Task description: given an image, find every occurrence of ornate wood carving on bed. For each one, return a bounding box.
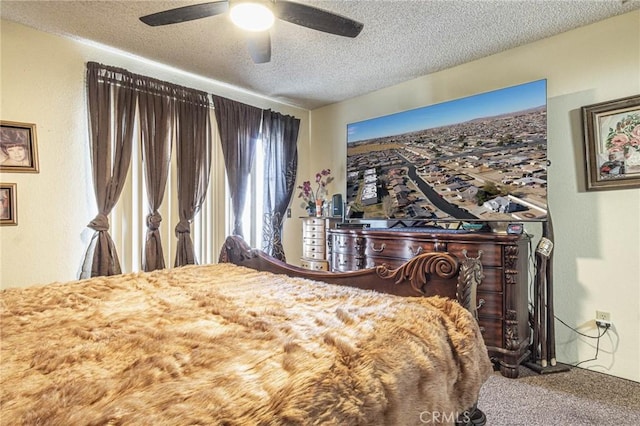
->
[1,236,492,426]
[220,235,484,316]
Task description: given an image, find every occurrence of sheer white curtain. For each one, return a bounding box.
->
[240,137,264,249]
[111,110,228,272]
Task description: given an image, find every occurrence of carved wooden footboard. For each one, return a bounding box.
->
[220,235,483,313]
[219,235,487,426]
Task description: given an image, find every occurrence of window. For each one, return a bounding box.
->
[110,111,271,272]
[239,137,264,249]
[111,110,228,272]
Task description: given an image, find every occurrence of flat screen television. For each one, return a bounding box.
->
[345,79,547,224]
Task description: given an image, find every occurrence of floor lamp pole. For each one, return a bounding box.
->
[525,210,570,374]
[545,215,556,366]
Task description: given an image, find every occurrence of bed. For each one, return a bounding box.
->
[0,235,492,425]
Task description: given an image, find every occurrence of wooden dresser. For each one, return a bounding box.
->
[328,227,531,378]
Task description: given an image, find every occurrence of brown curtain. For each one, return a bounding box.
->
[213,95,263,237]
[261,109,300,260]
[80,62,137,278]
[174,91,212,267]
[138,80,174,272]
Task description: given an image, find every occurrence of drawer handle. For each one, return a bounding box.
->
[409,246,424,256]
[371,243,386,252]
[477,298,485,310]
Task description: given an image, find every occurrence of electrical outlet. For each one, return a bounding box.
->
[595,310,612,328]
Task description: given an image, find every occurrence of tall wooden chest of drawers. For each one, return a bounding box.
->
[300,217,330,271]
[328,227,531,378]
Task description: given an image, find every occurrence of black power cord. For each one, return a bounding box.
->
[524,235,613,367]
[552,315,612,368]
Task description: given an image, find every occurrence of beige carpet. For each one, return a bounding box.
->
[478,365,640,425]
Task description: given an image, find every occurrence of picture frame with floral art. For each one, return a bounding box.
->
[0,183,17,226]
[582,94,640,191]
[0,121,39,173]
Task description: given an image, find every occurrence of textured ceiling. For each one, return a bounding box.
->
[1,0,639,110]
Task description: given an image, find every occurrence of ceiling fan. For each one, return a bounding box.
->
[139,1,364,64]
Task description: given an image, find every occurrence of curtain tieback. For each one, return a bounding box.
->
[146,212,162,230]
[175,220,191,236]
[88,213,110,232]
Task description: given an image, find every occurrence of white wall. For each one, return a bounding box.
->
[309,11,640,382]
[0,20,309,288]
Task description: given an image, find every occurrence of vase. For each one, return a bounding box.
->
[306,202,316,216]
[315,199,323,217]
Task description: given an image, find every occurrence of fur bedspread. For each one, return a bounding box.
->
[1,263,491,425]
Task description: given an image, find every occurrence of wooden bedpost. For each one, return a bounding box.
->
[456,250,484,319]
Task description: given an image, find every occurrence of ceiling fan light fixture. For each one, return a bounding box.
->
[229,2,274,32]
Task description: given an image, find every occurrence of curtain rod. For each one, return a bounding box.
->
[87,61,211,107]
[87,62,301,119]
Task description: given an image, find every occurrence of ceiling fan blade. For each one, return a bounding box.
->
[247,32,271,64]
[273,1,363,38]
[139,1,229,26]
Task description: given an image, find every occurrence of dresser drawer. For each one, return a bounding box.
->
[302,217,325,227]
[363,237,418,259]
[332,235,365,255]
[303,225,325,235]
[476,290,503,319]
[477,268,503,293]
[446,242,502,267]
[364,256,406,269]
[362,237,502,267]
[331,253,365,271]
[477,318,503,348]
[303,236,325,246]
[300,258,329,271]
[303,230,326,241]
[303,248,326,259]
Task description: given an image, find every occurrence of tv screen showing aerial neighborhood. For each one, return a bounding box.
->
[346,79,548,223]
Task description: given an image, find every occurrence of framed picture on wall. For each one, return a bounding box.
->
[582,94,640,190]
[0,183,17,226]
[0,121,39,173]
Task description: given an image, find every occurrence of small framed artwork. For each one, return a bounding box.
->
[0,183,17,226]
[0,121,39,173]
[582,95,640,190]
